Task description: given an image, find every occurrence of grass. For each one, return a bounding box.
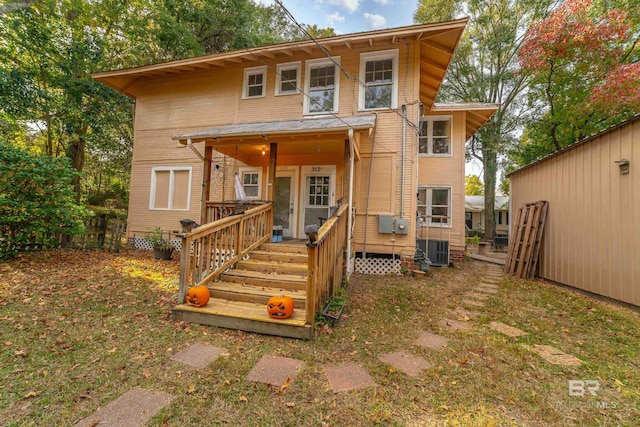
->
[1,249,639,426]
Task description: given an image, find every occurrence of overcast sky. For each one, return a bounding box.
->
[254,0,419,34]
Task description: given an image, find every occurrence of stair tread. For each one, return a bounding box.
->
[259,243,307,254]
[175,299,307,326]
[223,269,307,282]
[251,250,307,258]
[211,281,306,299]
[239,259,307,268]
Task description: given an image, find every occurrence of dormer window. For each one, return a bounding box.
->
[243,66,267,99]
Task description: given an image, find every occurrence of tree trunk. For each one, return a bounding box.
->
[483,150,497,241]
[67,136,86,202]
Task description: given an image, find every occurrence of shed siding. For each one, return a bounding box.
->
[510,118,639,306]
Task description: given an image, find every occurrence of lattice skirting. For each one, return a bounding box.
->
[133,237,182,252]
[355,257,402,275]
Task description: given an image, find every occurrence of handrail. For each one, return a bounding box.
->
[178,202,273,304]
[306,203,349,325]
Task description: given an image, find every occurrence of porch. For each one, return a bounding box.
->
[172,202,348,339]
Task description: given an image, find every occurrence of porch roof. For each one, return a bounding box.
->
[173,114,377,143]
[431,103,499,140]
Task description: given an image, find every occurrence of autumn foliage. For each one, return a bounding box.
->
[517,0,639,157]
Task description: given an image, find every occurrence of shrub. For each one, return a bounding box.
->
[0,143,88,259]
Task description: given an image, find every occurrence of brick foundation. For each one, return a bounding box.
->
[400,255,415,269]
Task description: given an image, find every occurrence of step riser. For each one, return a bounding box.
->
[250,253,308,264]
[236,261,307,276]
[173,309,312,340]
[222,274,307,291]
[211,290,306,309]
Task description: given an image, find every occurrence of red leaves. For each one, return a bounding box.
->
[519,0,631,74]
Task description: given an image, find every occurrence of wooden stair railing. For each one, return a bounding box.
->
[306,204,349,325]
[178,203,273,304]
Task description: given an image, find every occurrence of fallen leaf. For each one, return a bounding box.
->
[23,391,38,399]
[279,377,291,393]
[285,402,295,407]
[187,384,196,394]
[239,395,248,402]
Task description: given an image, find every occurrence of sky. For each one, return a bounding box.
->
[254,0,419,34]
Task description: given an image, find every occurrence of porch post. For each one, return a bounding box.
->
[346,129,355,277]
[267,142,277,201]
[200,145,213,224]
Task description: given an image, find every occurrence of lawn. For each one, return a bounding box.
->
[1,249,638,426]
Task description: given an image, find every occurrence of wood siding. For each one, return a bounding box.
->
[127,39,468,257]
[510,117,640,306]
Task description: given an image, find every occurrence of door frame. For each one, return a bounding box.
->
[298,165,336,239]
[275,166,299,239]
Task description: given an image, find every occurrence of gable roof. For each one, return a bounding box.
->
[465,195,509,211]
[92,19,469,110]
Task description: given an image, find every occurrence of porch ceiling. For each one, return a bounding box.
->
[431,103,500,140]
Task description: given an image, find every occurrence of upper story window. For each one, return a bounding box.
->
[276,61,300,95]
[150,166,192,210]
[243,65,267,99]
[359,49,399,110]
[304,57,340,114]
[419,116,452,156]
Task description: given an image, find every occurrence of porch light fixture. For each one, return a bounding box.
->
[261,147,266,156]
[615,159,630,175]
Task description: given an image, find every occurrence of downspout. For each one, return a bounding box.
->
[401,104,407,218]
[347,129,355,276]
[186,138,205,161]
[363,113,378,258]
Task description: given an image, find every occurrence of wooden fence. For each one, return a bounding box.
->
[0,214,127,258]
[178,202,273,303]
[305,204,348,325]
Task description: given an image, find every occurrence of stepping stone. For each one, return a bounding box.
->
[467,292,490,300]
[379,351,432,377]
[247,355,304,387]
[439,318,471,331]
[324,363,377,393]
[452,307,477,320]
[521,344,582,366]
[171,343,227,369]
[475,287,498,294]
[415,331,448,350]
[462,299,485,307]
[73,387,175,427]
[488,321,527,338]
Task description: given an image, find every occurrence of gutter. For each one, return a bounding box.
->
[347,129,355,277]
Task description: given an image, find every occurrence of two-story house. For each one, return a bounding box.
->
[93,18,497,338]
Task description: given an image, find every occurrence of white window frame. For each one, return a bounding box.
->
[303,57,340,115]
[275,61,301,96]
[238,167,262,200]
[417,186,452,228]
[359,49,399,110]
[419,116,453,157]
[243,65,267,99]
[149,166,192,211]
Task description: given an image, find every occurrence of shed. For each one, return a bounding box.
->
[509,115,639,306]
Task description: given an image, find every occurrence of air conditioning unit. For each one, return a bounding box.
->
[427,239,449,267]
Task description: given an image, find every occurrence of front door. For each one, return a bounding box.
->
[300,165,335,238]
[274,167,298,238]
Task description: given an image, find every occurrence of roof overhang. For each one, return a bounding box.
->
[174,114,376,144]
[431,102,500,140]
[92,18,469,106]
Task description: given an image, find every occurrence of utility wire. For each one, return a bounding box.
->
[273,0,421,134]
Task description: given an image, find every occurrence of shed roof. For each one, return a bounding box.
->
[465,195,509,211]
[508,114,640,177]
[432,103,499,140]
[173,115,376,142]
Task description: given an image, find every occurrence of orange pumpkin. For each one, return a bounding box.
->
[267,294,294,319]
[186,285,210,307]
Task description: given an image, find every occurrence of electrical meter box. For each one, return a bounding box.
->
[395,218,409,234]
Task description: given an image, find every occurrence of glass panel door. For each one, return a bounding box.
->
[274,168,297,238]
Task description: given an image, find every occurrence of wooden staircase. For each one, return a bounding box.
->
[173,242,313,339]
